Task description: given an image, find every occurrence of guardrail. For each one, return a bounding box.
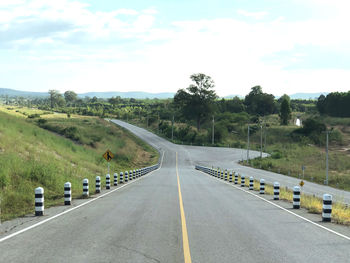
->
[195,165,333,223]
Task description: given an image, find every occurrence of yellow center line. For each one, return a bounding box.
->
[176,152,192,263]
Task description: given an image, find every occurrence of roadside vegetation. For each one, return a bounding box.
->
[1,73,350,221]
[0,106,158,221]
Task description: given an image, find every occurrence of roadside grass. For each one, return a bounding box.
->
[0,109,158,221]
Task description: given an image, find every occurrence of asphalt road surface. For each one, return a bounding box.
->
[1,120,350,263]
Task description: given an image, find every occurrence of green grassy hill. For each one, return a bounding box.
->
[0,107,158,221]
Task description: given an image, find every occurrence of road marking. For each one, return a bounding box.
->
[197,169,350,242]
[176,152,192,263]
[0,151,165,244]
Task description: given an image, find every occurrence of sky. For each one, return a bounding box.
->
[0,0,350,97]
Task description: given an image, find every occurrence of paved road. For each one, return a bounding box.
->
[0,120,350,262]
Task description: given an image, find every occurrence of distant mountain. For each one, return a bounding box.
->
[222,94,244,99]
[289,92,329,100]
[78,91,174,99]
[0,88,47,97]
[0,88,174,99]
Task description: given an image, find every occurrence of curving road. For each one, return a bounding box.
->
[0,120,350,263]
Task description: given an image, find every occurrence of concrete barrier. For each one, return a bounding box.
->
[260,179,265,194]
[83,179,89,197]
[96,176,101,193]
[35,187,44,216]
[274,182,280,200]
[64,182,71,205]
[293,186,301,209]
[322,194,332,222]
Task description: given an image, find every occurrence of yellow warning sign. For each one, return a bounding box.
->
[103,149,114,162]
[299,180,304,187]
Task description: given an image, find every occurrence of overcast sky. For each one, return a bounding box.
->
[1,0,350,97]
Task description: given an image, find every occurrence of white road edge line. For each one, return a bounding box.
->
[198,169,350,242]
[0,151,165,243]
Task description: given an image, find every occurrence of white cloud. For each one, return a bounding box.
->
[1,0,350,96]
[237,9,268,20]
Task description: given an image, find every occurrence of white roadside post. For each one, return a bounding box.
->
[125,171,128,182]
[260,179,265,194]
[229,172,232,183]
[106,174,111,189]
[293,186,301,209]
[273,182,280,200]
[35,187,44,216]
[95,176,101,193]
[249,177,254,190]
[322,194,332,222]
[83,179,89,197]
[234,172,238,184]
[64,182,71,205]
[120,172,124,183]
[241,175,245,187]
[114,173,118,186]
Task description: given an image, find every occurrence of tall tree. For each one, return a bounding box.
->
[48,90,61,109]
[244,86,276,116]
[174,73,218,130]
[64,91,78,105]
[279,94,292,125]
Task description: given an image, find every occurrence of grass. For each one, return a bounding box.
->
[0,107,158,221]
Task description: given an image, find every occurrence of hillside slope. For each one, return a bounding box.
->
[0,108,158,221]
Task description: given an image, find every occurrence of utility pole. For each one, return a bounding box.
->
[247,124,250,163]
[212,115,215,145]
[260,123,263,158]
[158,112,160,133]
[171,115,174,141]
[264,123,267,152]
[323,130,332,185]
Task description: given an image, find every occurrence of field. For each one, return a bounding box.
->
[0,106,158,221]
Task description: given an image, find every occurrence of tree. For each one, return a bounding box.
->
[174,73,218,130]
[48,90,62,109]
[244,86,276,116]
[64,91,77,105]
[279,94,291,125]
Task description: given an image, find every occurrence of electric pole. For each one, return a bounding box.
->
[212,115,215,145]
[260,123,263,158]
[171,115,174,141]
[247,124,250,163]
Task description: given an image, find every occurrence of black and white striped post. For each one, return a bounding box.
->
[129,170,133,180]
[114,173,118,186]
[293,186,301,209]
[64,182,71,205]
[249,177,254,190]
[221,170,224,180]
[106,174,111,189]
[260,179,265,194]
[96,176,101,193]
[229,172,232,183]
[83,179,89,197]
[241,175,245,187]
[133,170,136,180]
[35,187,44,216]
[273,182,280,200]
[125,171,128,182]
[224,171,228,181]
[120,172,124,183]
[234,172,238,184]
[322,194,332,222]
